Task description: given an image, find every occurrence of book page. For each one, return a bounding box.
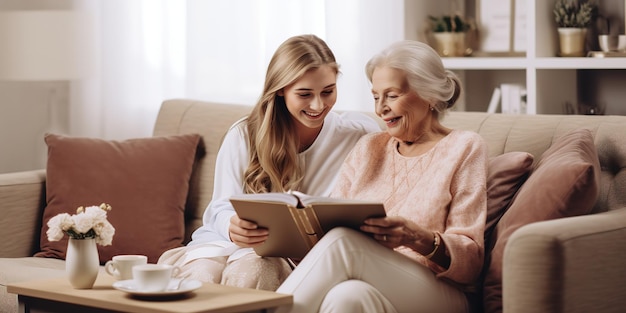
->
[291,191,384,206]
[229,192,299,206]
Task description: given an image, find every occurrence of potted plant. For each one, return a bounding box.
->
[553,0,597,56]
[428,14,471,57]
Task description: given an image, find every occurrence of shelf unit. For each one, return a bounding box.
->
[404,0,626,115]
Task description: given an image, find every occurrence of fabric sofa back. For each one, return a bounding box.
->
[153,99,626,243]
[441,112,626,215]
[153,99,252,243]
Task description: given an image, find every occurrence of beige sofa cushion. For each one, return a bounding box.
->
[482,128,601,313]
[35,133,201,264]
[0,257,66,313]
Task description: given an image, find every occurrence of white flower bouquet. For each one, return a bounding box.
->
[47,203,115,246]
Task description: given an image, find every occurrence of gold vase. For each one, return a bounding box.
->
[433,32,466,57]
[558,28,587,57]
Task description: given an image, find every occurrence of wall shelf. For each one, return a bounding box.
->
[534,58,626,69]
[442,57,529,69]
[404,0,626,115]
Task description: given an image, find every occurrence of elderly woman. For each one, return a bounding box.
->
[274,40,488,313]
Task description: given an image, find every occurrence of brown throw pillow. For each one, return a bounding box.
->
[35,133,201,264]
[482,128,600,313]
[485,152,534,241]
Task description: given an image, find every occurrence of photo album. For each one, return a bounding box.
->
[230,191,386,259]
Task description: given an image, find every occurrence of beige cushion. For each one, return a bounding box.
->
[0,257,67,313]
[482,128,601,313]
[35,133,201,264]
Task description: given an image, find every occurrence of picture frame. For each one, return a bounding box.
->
[475,0,527,56]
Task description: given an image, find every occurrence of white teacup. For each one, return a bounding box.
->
[105,255,148,280]
[132,264,181,292]
[599,34,626,52]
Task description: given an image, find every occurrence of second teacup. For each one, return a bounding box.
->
[104,255,148,280]
[132,264,181,292]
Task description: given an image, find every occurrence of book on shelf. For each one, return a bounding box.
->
[478,0,526,53]
[487,87,501,114]
[500,84,526,114]
[229,191,386,259]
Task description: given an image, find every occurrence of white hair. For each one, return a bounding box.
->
[365,40,461,117]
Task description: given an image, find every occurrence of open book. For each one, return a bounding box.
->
[229,191,386,259]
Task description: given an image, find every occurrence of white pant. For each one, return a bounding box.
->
[274,227,469,313]
[158,246,291,290]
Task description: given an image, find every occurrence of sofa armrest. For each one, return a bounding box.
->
[0,170,46,257]
[503,208,626,313]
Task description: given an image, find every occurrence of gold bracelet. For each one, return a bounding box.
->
[424,233,440,259]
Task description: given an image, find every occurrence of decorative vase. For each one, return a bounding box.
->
[558,28,587,57]
[66,238,99,289]
[433,32,466,57]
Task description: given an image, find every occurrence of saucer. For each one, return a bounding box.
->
[112,278,202,297]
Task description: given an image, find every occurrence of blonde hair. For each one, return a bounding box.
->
[365,40,461,119]
[244,34,339,193]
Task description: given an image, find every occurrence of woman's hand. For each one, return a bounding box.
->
[361,216,433,253]
[228,214,269,248]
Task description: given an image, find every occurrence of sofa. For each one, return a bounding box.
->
[1,98,625,313]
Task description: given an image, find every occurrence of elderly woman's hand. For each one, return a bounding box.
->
[361,216,436,255]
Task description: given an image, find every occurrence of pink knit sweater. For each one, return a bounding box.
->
[331,130,488,286]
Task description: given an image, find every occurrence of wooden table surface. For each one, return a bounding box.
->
[7,274,292,313]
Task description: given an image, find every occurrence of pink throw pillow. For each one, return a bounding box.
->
[35,133,201,264]
[482,129,600,313]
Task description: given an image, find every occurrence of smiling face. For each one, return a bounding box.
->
[371,66,432,143]
[281,65,337,135]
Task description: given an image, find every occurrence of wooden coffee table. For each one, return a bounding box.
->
[7,274,292,313]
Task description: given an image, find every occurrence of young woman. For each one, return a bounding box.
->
[158,34,380,291]
[274,40,488,313]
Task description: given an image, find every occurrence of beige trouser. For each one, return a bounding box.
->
[273,227,469,313]
[158,245,292,291]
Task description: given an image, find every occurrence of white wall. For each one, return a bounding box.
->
[0,0,407,174]
[0,82,69,172]
[0,0,75,173]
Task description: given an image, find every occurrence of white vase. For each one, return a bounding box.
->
[66,238,99,289]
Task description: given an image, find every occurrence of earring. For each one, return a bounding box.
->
[429,106,434,111]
